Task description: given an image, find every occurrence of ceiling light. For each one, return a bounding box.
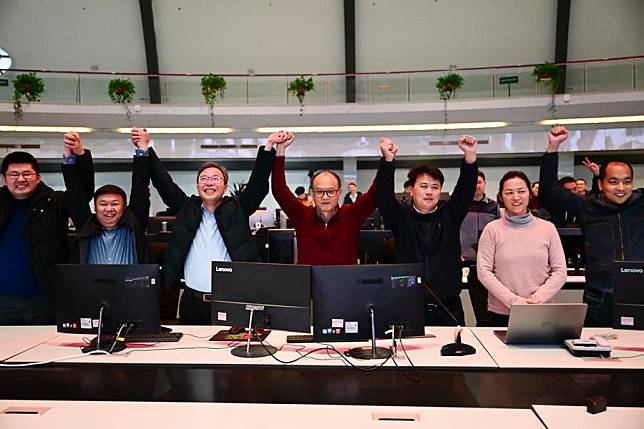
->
[0,126,94,133]
[538,115,644,125]
[116,127,234,134]
[256,122,507,133]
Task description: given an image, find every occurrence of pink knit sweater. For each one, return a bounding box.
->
[476,215,567,315]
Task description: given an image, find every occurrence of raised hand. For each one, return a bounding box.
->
[457,135,477,164]
[63,132,85,156]
[546,126,568,152]
[270,130,295,156]
[582,156,600,176]
[131,127,151,150]
[379,137,398,162]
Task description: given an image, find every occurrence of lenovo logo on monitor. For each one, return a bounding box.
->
[620,267,644,274]
[215,266,233,273]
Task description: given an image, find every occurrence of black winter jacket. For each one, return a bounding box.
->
[66,154,152,264]
[540,152,644,291]
[0,151,94,298]
[149,147,275,288]
[376,157,477,304]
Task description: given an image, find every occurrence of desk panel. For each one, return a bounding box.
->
[0,400,545,429]
[532,405,644,429]
[0,327,60,361]
[6,326,497,369]
[472,328,644,370]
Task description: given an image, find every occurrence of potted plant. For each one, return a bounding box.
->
[435,72,464,101]
[288,76,315,114]
[12,73,45,122]
[108,78,136,121]
[230,182,246,197]
[532,62,561,118]
[200,74,227,126]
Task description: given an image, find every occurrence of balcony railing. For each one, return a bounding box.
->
[0,56,642,106]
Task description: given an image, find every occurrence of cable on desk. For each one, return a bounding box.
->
[0,350,110,367]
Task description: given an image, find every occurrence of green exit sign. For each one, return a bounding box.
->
[499,76,519,85]
[0,79,8,87]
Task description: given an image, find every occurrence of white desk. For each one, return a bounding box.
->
[0,326,61,361]
[0,400,545,429]
[533,405,644,429]
[5,326,498,368]
[472,327,644,369]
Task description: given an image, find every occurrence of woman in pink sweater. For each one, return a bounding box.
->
[477,171,567,326]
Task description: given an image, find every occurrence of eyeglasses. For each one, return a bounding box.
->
[5,171,37,181]
[198,175,224,184]
[312,189,339,198]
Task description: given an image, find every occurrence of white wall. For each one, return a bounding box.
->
[355,0,557,72]
[153,0,345,74]
[0,0,147,72]
[568,0,644,61]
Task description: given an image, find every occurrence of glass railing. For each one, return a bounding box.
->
[0,56,642,106]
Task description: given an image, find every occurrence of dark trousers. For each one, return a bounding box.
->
[0,294,54,325]
[179,290,212,325]
[425,297,465,326]
[584,288,613,327]
[483,311,510,327]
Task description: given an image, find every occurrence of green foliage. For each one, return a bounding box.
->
[288,76,315,104]
[12,73,45,121]
[200,74,227,108]
[435,73,464,100]
[108,79,136,104]
[532,62,560,94]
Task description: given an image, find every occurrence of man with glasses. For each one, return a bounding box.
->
[148,132,278,324]
[0,141,93,325]
[271,131,376,265]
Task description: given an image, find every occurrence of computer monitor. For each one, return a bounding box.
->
[56,264,162,336]
[613,261,644,330]
[267,228,296,263]
[211,261,311,357]
[312,264,425,344]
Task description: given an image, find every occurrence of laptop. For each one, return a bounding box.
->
[494,303,587,344]
[613,261,644,330]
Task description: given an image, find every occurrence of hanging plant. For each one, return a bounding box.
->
[12,73,45,122]
[435,73,464,101]
[532,62,561,119]
[200,74,227,127]
[287,76,315,115]
[108,78,136,121]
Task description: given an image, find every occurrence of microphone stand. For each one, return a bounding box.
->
[421,281,476,356]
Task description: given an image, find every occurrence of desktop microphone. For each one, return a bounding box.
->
[420,281,476,357]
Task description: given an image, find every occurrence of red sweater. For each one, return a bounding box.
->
[272,156,376,265]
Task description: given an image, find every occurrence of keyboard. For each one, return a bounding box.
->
[124,332,183,343]
[286,334,315,343]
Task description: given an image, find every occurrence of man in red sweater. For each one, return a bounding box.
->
[272,131,376,265]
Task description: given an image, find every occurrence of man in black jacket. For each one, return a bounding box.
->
[149,132,280,324]
[0,139,93,325]
[65,128,151,264]
[376,135,478,326]
[540,126,644,326]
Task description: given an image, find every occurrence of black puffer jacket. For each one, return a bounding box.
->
[148,147,275,288]
[66,154,152,264]
[540,152,644,291]
[376,157,477,304]
[0,151,94,298]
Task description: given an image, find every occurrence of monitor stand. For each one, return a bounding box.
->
[347,306,392,360]
[230,305,277,358]
[81,305,127,354]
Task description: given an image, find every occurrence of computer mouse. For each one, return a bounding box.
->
[441,342,476,356]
